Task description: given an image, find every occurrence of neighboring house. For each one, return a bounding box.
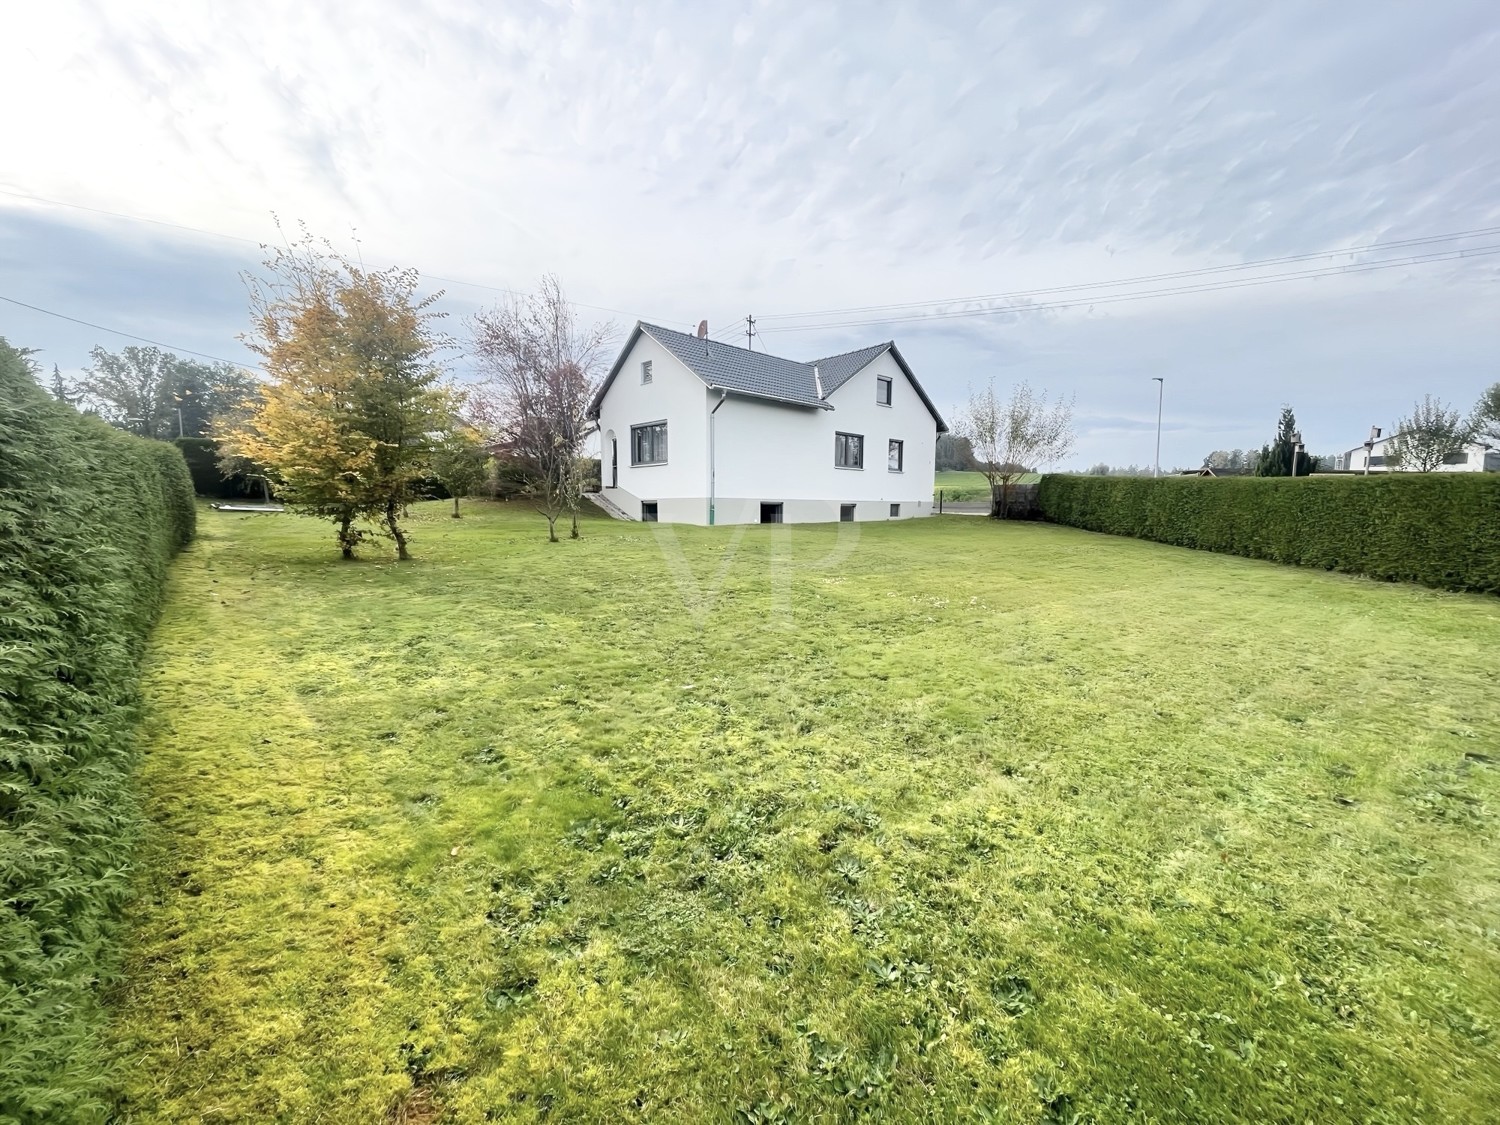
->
[587,322,947,524]
[1335,433,1500,472]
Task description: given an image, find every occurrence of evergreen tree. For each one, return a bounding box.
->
[47,363,76,407]
[1255,406,1307,476]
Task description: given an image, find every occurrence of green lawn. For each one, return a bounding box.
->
[107,502,1500,1123]
[933,471,1039,501]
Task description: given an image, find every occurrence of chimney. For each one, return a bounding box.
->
[697,319,708,339]
[813,364,824,399]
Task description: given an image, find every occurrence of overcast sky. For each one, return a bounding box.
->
[2,0,1497,468]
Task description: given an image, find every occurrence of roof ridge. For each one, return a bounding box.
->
[640,321,782,362]
[804,341,891,364]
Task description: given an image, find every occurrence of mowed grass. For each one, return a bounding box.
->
[106,502,1500,1123]
[933,471,1039,501]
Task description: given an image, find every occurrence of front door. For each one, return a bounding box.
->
[610,438,618,488]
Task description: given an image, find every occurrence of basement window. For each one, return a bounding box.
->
[641,502,658,522]
[840,503,855,522]
[760,503,783,524]
[889,503,901,518]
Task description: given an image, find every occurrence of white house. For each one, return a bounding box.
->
[587,322,947,525]
[1335,433,1500,472]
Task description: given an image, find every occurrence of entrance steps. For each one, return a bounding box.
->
[584,491,636,521]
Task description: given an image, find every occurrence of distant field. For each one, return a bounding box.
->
[934,470,1039,501]
[108,502,1500,1122]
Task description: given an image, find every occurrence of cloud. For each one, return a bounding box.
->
[1,0,1496,466]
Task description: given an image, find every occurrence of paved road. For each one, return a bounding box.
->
[936,502,991,516]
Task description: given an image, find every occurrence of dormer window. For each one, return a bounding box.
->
[641,360,653,384]
[876,376,892,406]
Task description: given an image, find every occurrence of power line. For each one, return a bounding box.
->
[0,293,262,368]
[760,244,1500,334]
[756,225,1500,324]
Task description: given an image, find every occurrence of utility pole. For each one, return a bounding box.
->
[745,314,757,351]
[1152,377,1164,478]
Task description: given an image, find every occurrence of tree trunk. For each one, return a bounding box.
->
[569,509,579,539]
[546,513,559,543]
[386,498,411,560]
[452,496,461,518]
[338,511,356,560]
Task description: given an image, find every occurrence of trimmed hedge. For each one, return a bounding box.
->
[1036,473,1500,594]
[1,340,195,1120]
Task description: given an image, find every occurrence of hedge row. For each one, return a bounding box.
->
[1,340,196,1120]
[1036,473,1500,594]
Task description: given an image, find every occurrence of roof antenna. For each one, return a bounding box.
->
[697,319,708,339]
[745,313,757,351]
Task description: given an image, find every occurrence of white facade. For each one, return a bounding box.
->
[1336,434,1500,473]
[592,325,945,525]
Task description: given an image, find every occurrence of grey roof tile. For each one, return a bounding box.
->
[806,343,892,395]
[641,323,829,408]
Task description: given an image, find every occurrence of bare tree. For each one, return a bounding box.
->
[957,380,1075,517]
[469,277,612,541]
[1387,395,1473,472]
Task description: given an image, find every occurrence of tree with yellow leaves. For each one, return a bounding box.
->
[221,228,455,559]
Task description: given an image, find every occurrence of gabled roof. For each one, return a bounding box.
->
[589,322,948,432]
[808,343,891,395]
[646,323,828,409]
[818,340,948,433]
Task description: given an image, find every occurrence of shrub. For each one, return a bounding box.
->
[1,338,196,1120]
[1036,473,1500,594]
[172,437,263,499]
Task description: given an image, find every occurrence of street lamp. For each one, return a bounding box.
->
[1152,377,1164,478]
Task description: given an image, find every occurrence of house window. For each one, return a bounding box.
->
[888,439,904,472]
[889,503,901,518]
[1442,449,1470,465]
[641,360,653,384]
[876,376,892,406]
[834,432,864,469]
[641,502,659,522]
[631,421,668,465]
[760,503,783,524]
[840,503,855,522]
[1368,455,1386,466]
